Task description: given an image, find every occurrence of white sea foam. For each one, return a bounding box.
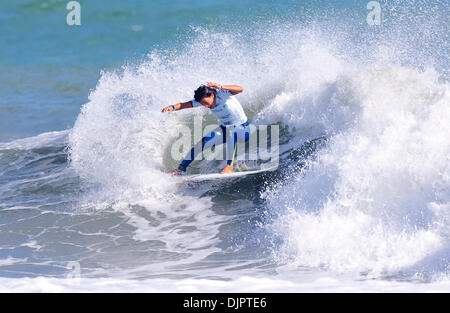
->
[264,65,449,280]
[0,275,449,292]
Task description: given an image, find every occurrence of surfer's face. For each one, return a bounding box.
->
[200,93,215,108]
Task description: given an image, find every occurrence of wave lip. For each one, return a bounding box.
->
[0,130,69,150]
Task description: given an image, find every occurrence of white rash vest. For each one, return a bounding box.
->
[191,88,247,126]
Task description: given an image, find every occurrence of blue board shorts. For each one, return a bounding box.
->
[178,121,251,172]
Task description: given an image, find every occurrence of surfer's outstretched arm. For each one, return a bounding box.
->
[207,82,243,95]
[161,101,193,113]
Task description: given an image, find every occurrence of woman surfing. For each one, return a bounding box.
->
[161,82,250,175]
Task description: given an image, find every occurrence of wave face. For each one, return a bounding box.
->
[1,0,448,288]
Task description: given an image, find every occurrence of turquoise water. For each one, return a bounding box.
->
[1,0,306,140]
[0,0,449,290]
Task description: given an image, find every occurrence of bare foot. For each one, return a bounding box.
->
[169,169,183,176]
[221,165,233,174]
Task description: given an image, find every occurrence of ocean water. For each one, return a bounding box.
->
[0,0,449,292]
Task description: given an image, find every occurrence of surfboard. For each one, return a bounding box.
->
[180,164,278,182]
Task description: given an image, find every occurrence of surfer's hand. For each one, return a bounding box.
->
[169,169,183,176]
[161,106,174,113]
[207,82,221,89]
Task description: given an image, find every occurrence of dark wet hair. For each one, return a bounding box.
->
[194,85,216,102]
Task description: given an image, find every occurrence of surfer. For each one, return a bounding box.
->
[161,82,250,175]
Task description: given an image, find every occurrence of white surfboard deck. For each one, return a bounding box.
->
[180,165,278,182]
